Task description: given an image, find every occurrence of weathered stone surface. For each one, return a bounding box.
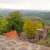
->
[0,35,50,50]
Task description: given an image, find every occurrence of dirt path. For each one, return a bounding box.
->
[0,35,50,50]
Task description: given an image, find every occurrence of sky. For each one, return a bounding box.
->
[0,0,50,11]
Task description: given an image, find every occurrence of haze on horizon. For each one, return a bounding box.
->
[0,0,50,11]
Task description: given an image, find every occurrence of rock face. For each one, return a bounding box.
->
[0,35,50,50]
[20,27,48,42]
[33,28,48,42]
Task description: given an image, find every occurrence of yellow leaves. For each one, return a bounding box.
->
[33,21,43,29]
[24,20,43,31]
[23,18,44,38]
[0,19,8,27]
[23,20,33,31]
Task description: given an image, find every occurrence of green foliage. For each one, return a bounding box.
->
[0,17,9,34]
[0,11,23,35]
[8,11,23,32]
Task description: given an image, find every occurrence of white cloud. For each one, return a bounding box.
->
[0,0,50,11]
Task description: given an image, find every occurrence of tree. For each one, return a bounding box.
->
[8,11,23,32]
[23,18,44,39]
[0,17,8,34]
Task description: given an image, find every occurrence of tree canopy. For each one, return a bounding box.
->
[23,18,45,38]
[8,11,23,32]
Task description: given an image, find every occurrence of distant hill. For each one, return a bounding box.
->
[0,9,15,16]
[0,9,49,16]
[0,9,50,24]
[20,10,50,24]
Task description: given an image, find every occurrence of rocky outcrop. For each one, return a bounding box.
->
[0,35,50,50]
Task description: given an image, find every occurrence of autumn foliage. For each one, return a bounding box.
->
[23,18,44,38]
